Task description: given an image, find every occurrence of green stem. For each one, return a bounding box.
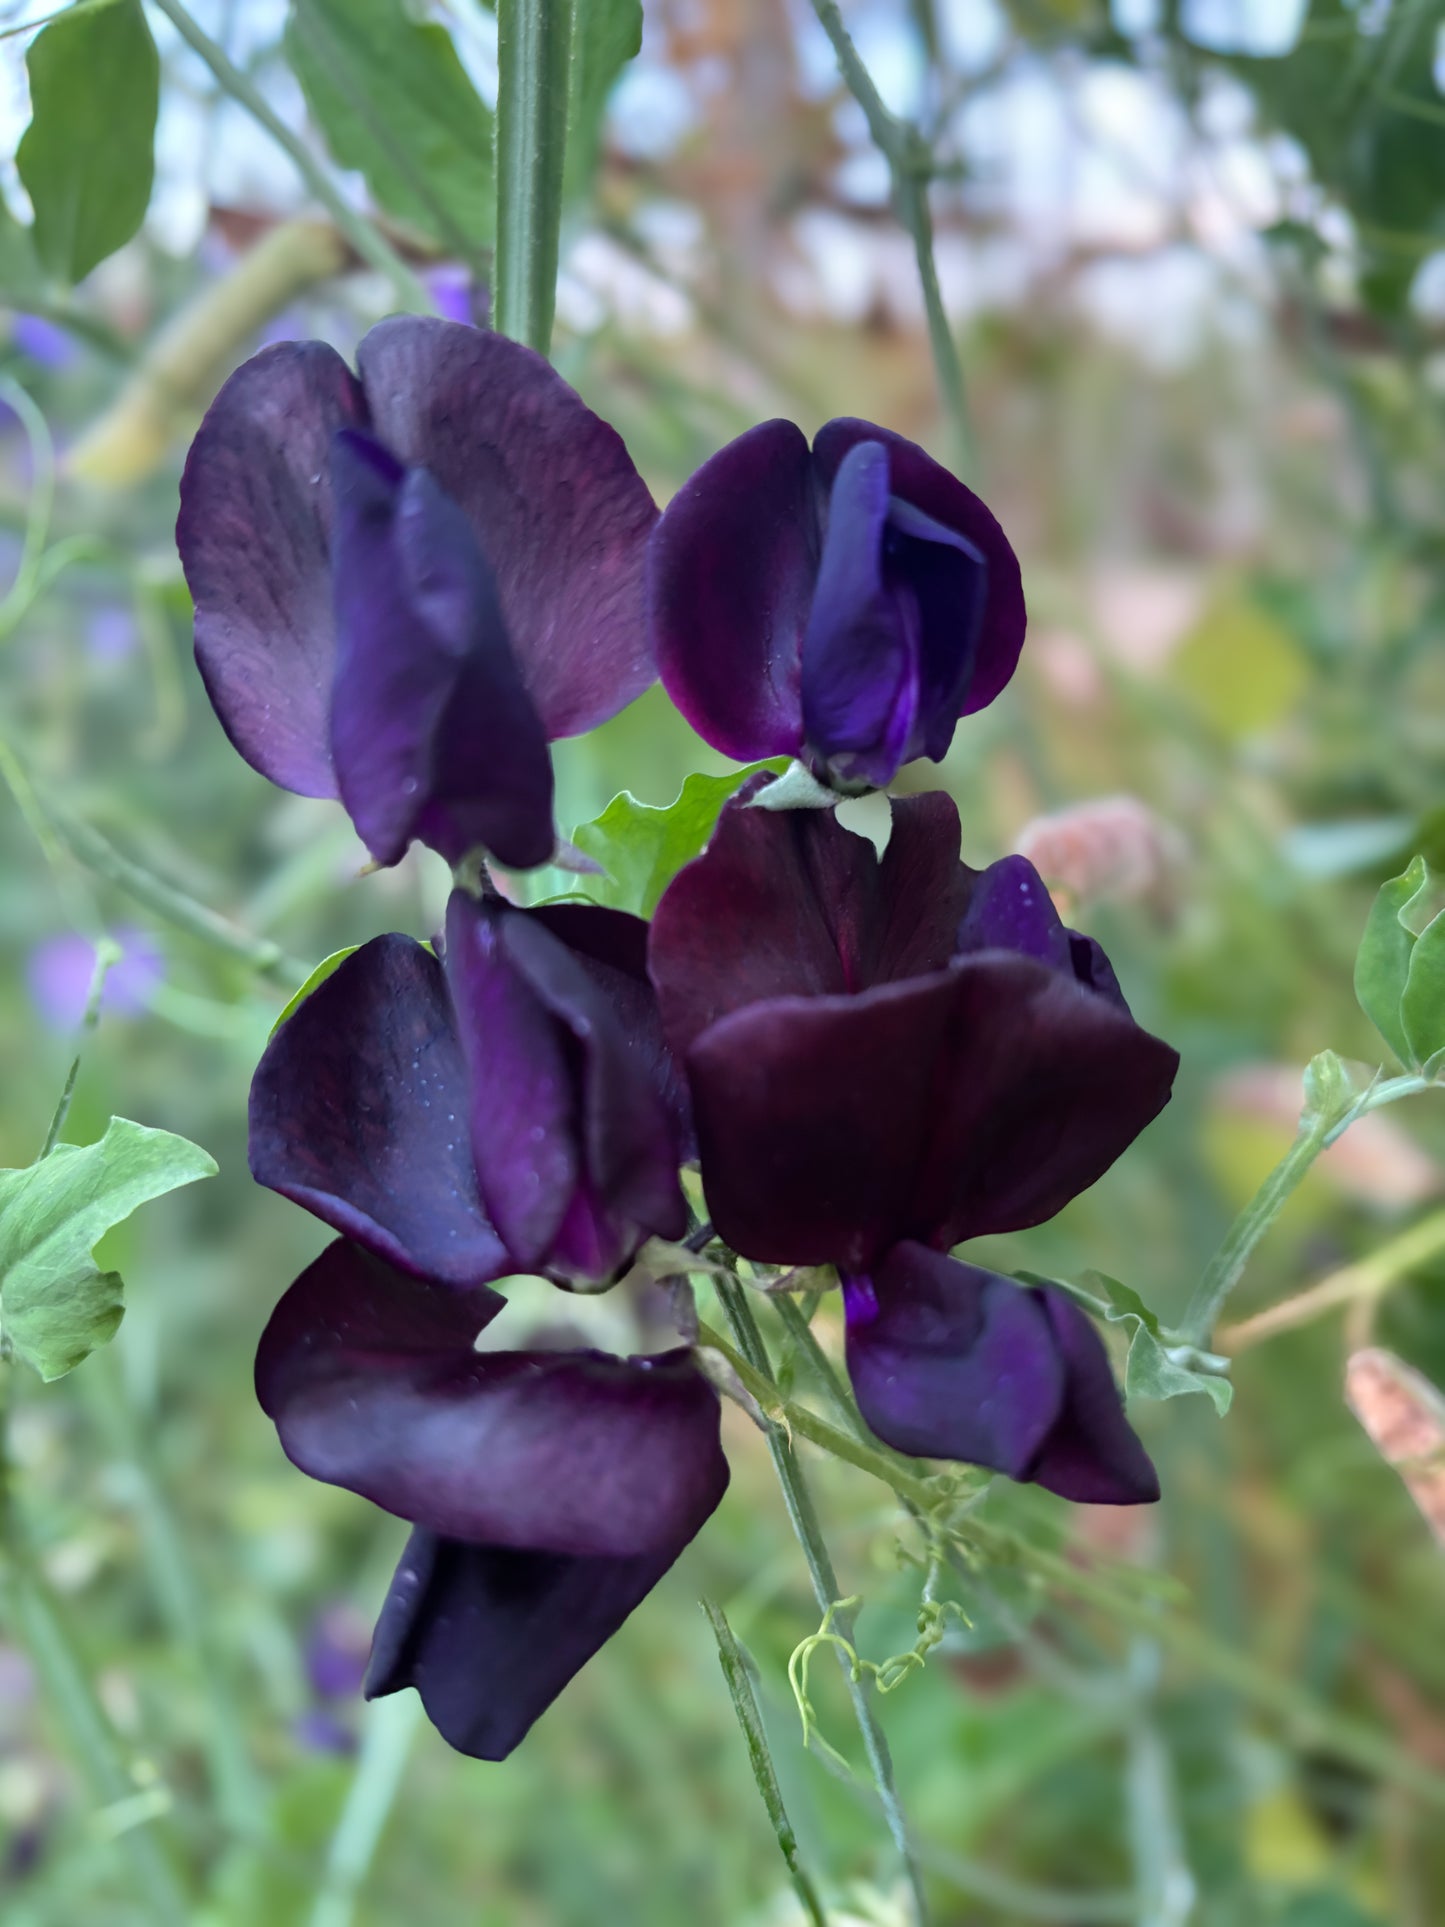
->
[0,375,55,642]
[693,1318,1445,1809]
[701,1597,830,1927]
[494,0,571,353]
[147,0,432,313]
[85,1366,266,1840]
[713,1280,931,1926]
[1181,1071,1435,1346]
[39,937,119,1159]
[39,799,309,990]
[0,1540,191,1920]
[807,0,972,474]
[309,1692,424,1927]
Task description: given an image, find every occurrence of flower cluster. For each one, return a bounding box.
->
[179,317,1178,1761]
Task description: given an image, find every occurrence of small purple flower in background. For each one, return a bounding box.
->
[304,1602,371,1701]
[249,891,687,1291]
[27,928,163,1032]
[647,784,1176,1502]
[10,314,76,369]
[425,266,484,327]
[85,604,137,663]
[177,316,658,871]
[256,1240,728,1758]
[648,418,1026,790]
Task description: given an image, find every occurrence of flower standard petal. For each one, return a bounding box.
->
[648,418,818,762]
[329,431,555,872]
[178,341,369,796]
[354,317,659,738]
[843,1243,1158,1504]
[365,1528,703,1761]
[249,936,508,1289]
[255,1241,730,1557]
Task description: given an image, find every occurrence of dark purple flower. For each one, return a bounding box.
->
[648,419,1025,790]
[257,1239,729,1758]
[647,788,1172,1501]
[178,317,658,871]
[648,788,1177,1273]
[250,890,688,1291]
[843,1244,1159,1505]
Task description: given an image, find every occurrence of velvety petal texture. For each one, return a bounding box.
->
[329,431,554,872]
[445,893,688,1286]
[251,895,687,1292]
[365,1529,689,1761]
[178,318,658,868]
[649,793,1177,1270]
[250,934,508,1289]
[843,1243,1158,1504]
[257,1243,729,1758]
[256,1242,728,1554]
[650,416,1024,787]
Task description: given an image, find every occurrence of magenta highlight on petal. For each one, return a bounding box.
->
[649,414,1025,789]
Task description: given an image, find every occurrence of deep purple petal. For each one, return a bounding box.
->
[354,317,657,738]
[844,1246,1157,1503]
[956,854,1074,973]
[250,936,507,1288]
[649,419,816,762]
[684,954,1176,1269]
[1028,1289,1160,1504]
[800,440,918,790]
[366,1526,707,1760]
[529,903,694,1158]
[178,342,369,796]
[329,431,554,871]
[649,791,972,1062]
[256,1241,729,1556]
[882,494,989,760]
[445,895,686,1282]
[843,1245,1063,1475]
[813,418,1025,717]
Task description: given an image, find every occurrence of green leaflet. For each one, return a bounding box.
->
[16,0,158,285]
[571,762,787,917]
[1355,855,1437,1067]
[1032,1270,1234,1416]
[0,1118,217,1380]
[286,0,493,260]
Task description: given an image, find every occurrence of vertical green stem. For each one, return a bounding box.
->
[0,1540,192,1920]
[715,1279,930,1926]
[807,0,973,475]
[701,1597,830,1927]
[309,1692,424,1927]
[495,0,572,353]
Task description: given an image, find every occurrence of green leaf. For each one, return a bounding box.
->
[270,945,361,1037]
[1401,908,1445,1069]
[565,0,642,204]
[16,0,158,285]
[571,763,786,917]
[1355,855,1431,1065]
[286,0,493,258]
[0,200,47,307]
[0,1118,217,1380]
[495,0,572,351]
[1076,1271,1234,1415]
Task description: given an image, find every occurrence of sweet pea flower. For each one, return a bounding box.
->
[648,419,1025,791]
[256,1240,728,1758]
[647,786,1176,1502]
[178,317,658,871]
[250,891,688,1292]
